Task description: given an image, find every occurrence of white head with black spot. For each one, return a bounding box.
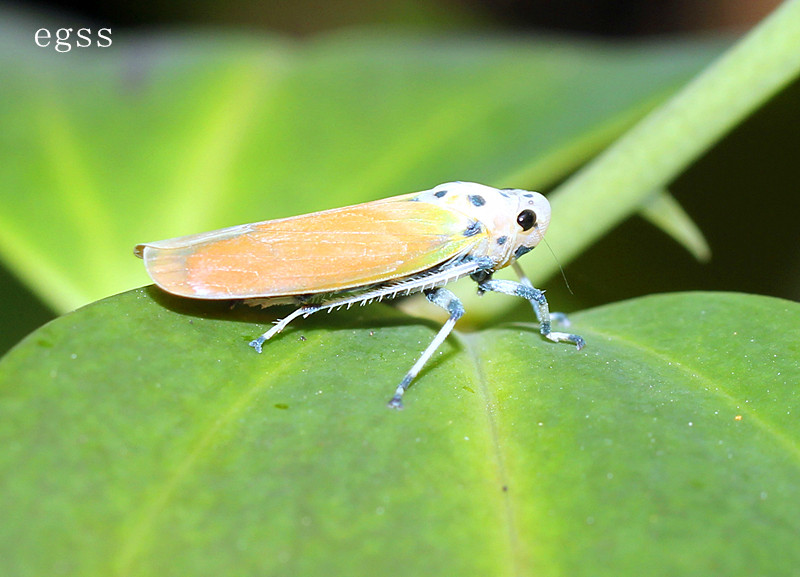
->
[496,186,551,268]
[424,182,551,270]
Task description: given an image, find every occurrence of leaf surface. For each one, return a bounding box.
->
[1,289,798,576]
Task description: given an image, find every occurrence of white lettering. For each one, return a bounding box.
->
[55,28,73,53]
[34,28,51,47]
[97,28,112,48]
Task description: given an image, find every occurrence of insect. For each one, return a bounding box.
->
[135,182,585,408]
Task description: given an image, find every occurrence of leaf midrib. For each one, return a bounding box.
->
[458,330,523,577]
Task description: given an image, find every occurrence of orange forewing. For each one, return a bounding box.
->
[137,196,480,299]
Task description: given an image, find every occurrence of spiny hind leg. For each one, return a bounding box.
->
[387,287,464,410]
[247,288,387,353]
[248,305,323,353]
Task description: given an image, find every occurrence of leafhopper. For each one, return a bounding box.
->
[135,182,584,408]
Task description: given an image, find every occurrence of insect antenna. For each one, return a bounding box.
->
[541,236,574,295]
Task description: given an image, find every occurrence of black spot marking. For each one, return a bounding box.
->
[434,189,448,198]
[523,193,534,198]
[463,220,482,237]
[496,236,508,246]
[468,194,486,207]
[514,245,532,259]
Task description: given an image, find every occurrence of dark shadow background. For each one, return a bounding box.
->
[12,0,784,36]
[3,0,797,353]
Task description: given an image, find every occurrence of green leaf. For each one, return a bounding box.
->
[442,0,800,324]
[0,10,728,313]
[1,289,798,576]
[638,189,711,262]
[524,0,800,283]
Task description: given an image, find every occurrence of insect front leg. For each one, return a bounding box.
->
[511,261,570,326]
[476,279,585,350]
[388,287,465,410]
[249,305,321,353]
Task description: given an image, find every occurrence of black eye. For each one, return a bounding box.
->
[517,209,537,231]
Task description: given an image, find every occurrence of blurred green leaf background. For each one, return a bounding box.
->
[2,0,799,353]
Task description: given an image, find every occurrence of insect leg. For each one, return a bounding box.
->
[387,287,464,410]
[477,277,585,350]
[249,305,322,353]
[511,261,570,326]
